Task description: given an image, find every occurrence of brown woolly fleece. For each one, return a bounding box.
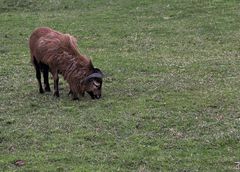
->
[29,27,95,96]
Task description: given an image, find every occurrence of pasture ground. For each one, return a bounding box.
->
[0,0,240,171]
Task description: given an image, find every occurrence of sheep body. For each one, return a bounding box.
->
[29,27,103,99]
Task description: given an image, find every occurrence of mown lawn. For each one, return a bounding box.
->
[0,0,240,171]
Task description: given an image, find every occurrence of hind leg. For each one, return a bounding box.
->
[42,63,51,92]
[33,58,44,93]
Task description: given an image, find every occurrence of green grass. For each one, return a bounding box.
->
[0,0,240,171]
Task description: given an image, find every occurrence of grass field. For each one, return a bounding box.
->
[0,0,240,171]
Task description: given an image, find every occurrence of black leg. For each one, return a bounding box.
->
[42,64,51,92]
[33,58,44,93]
[37,69,44,93]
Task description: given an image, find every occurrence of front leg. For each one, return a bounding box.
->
[53,72,59,97]
[71,92,79,100]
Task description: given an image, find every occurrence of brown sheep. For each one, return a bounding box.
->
[29,27,103,100]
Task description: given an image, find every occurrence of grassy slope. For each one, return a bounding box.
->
[0,0,240,171]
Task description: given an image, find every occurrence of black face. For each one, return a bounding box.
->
[84,68,103,100]
[87,91,101,99]
[86,78,102,99]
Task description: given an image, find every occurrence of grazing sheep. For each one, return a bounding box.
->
[29,27,103,100]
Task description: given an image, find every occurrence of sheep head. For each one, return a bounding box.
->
[84,68,103,99]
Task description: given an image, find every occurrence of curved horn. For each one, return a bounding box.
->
[84,72,103,81]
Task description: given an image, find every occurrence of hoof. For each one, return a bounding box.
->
[72,97,79,101]
[53,91,60,97]
[68,90,73,96]
[45,87,51,92]
[39,88,44,94]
